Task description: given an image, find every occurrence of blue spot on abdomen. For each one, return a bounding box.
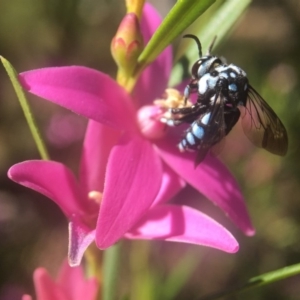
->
[201,112,211,125]
[192,123,204,139]
[186,132,196,145]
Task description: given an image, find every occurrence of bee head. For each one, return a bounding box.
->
[183,34,222,79]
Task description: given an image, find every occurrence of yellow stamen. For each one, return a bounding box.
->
[154,88,192,109]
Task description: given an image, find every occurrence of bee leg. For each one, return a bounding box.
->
[183,86,191,105]
[160,117,184,126]
[183,80,198,105]
[171,103,204,115]
[161,106,204,126]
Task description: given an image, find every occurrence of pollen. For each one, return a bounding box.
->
[88,191,103,204]
[154,88,192,109]
[154,88,192,121]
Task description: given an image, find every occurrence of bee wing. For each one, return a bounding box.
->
[210,137,226,156]
[195,95,226,166]
[240,85,288,156]
[212,104,243,158]
[210,102,227,157]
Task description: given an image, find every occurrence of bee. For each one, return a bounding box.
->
[163,34,288,166]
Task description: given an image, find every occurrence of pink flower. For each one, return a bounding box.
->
[9,4,254,265]
[22,260,98,300]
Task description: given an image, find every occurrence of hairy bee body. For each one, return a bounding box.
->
[164,35,288,165]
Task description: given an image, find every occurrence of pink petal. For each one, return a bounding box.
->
[155,140,255,236]
[79,120,120,195]
[133,3,173,106]
[68,219,96,267]
[22,296,32,300]
[96,134,162,249]
[8,161,92,218]
[33,268,66,300]
[32,264,98,300]
[19,67,136,131]
[58,260,98,300]
[126,204,239,253]
[151,163,186,207]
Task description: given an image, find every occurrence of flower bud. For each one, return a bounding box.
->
[111,13,144,77]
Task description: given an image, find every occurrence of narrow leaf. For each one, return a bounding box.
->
[1,56,49,160]
[198,263,300,300]
[137,0,216,69]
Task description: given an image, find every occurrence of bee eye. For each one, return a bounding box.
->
[191,60,202,78]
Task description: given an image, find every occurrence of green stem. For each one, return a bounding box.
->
[85,243,103,280]
[103,242,122,300]
[130,241,153,300]
[1,56,50,160]
[198,263,300,300]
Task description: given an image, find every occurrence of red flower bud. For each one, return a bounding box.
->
[111,13,144,77]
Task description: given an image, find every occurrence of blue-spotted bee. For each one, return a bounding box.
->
[163,34,288,166]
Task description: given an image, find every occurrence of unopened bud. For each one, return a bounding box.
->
[111,13,143,77]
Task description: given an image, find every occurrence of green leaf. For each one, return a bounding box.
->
[1,56,50,160]
[198,263,300,300]
[137,0,216,69]
[248,263,300,288]
[169,0,252,86]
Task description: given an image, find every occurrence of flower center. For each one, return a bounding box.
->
[154,88,191,109]
[136,88,192,140]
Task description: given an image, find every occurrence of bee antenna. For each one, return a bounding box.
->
[183,34,202,57]
[207,36,217,54]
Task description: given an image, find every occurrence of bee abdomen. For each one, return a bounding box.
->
[178,113,211,151]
